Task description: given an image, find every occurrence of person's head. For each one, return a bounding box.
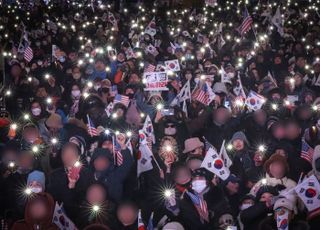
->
[10,64,22,77]
[173,165,191,186]
[213,107,230,125]
[45,113,63,135]
[27,170,45,193]
[269,120,286,140]
[186,156,203,171]
[253,109,267,126]
[231,131,248,151]
[284,120,301,140]
[296,56,306,68]
[183,138,204,157]
[273,197,295,222]
[191,169,210,194]
[71,84,81,98]
[265,154,288,179]
[164,122,177,136]
[253,151,265,167]
[128,73,140,84]
[18,152,34,171]
[223,174,240,195]
[239,195,255,211]
[61,142,80,168]
[31,100,43,117]
[92,148,111,171]
[86,183,107,205]
[72,66,82,80]
[22,124,39,143]
[117,201,138,226]
[95,59,106,72]
[256,185,278,204]
[26,193,54,223]
[36,86,48,99]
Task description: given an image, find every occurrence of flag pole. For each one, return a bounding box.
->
[86,114,93,137]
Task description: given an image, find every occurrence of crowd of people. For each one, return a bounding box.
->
[1,0,320,229]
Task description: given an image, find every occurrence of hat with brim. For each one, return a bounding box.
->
[183,137,204,154]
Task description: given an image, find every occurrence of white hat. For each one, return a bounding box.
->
[273,197,295,211]
[213,82,228,94]
[163,222,185,230]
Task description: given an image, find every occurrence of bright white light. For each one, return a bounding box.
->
[156,104,163,110]
[258,145,266,152]
[261,178,267,185]
[92,205,100,212]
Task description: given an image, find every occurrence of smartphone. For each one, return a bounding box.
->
[161,108,174,116]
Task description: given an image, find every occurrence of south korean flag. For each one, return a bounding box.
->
[295,175,320,212]
[245,90,266,111]
[201,147,230,180]
[165,59,181,72]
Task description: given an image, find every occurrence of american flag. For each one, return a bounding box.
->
[144,63,156,73]
[114,94,130,107]
[113,135,123,166]
[195,83,214,105]
[186,191,209,222]
[86,115,98,137]
[24,44,33,62]
[300,139,314,163]
[238,9,253,36]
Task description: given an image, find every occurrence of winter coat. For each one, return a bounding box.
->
[259,215,309,230]
[11,193,59,230]
[91,148,134,203]
[240,202,272,230]
[250,173,296,196]
[47,166,94,220]
[179,186,231,230]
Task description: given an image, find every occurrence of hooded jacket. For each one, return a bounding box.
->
[12,192,59,230]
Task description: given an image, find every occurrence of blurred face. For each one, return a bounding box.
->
[254,152,264,166]
[61,146,79,168]
[187,158,202,172]
[175,168,191,185]
[296,57,306,68]
[272,125,286,139]
[164,123,176,136]
[30,200,47,220]
[117,205,137,226]
[214,108,230,125]
[87,185,106,204]
[102,140,113,152]
[28,181,43,193]
[11,65,22,77]
[269,162,285,179]
[72,67,81,80]
[285,123,301,140]
[19,154,33,169]
[254,110,267,126]
[94,156,109,171]
[232,139,244,151]
[23,127,39,143]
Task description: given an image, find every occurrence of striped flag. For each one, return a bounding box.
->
[186,191,209,223]
[24,45,33,62]
[114,94,130,107]
[238,8,253,36]
[138,209,146,230]
[300,139,314,163]
[195,83,216,106]
[113,135,123,166]
[144,63,156,73]
[86,115,98,137]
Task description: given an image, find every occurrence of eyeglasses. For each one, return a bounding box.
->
[165,124,175,128]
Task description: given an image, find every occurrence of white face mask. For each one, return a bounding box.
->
[31,186,42,194]
[32,108,41,116]
[71,90,81,97]
[240,203,253,211]
[192,180,207,194]
[94,85,101,91]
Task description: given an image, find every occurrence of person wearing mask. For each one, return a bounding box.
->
[179,168,231,230]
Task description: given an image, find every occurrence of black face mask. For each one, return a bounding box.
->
[315,158,320,171]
